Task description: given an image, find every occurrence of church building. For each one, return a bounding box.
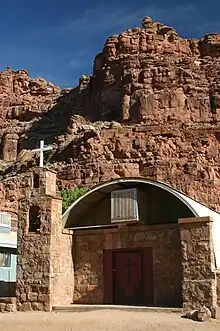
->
[12,167,220,313]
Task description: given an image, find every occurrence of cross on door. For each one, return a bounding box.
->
[32,140,53,168]
[124,257,135,282]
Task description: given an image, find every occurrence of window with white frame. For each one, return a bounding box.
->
[0,252,11,268]
[0,212,11,228]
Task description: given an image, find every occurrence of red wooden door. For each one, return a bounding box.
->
[103,248,154,306]
[113,250,144,305]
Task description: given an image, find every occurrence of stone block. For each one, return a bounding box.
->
[0,303,6,312]
[185,306,212,322]
[5,303,16,312]
[182,280,215,310]
[212,306,220,319]
[0,297,16,304]
[197,306,212,322]
[43,302,51,311]
[38,294,49,303]
[19,302,32,312]
[28,292,38,302]
[20,293,27,302]
[31,302,44,311]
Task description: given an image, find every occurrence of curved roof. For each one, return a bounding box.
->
[62,177,220,225]
[61,177,220,269]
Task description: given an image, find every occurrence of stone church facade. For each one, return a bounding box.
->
[4,166,219,314]
[0,16,220,316]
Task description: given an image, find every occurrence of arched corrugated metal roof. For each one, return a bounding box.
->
[62,177,220,223]
[62,177,220,268]
[62,177,216,224]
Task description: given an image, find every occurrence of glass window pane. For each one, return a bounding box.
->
[0,252,11,267]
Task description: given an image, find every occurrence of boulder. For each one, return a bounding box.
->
[185,306,212,322]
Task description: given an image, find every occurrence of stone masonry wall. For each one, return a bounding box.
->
[16,167,74,310]
[16,195,53,311]
[49,199,74,307]
[73,224,182,307]
[0,297,16,312]
[179,217,217,310]
[217,272,220,307]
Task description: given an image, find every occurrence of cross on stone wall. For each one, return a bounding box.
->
[32,140,53,168]
[124,257,135,282]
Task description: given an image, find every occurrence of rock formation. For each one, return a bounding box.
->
[1,16,220,221]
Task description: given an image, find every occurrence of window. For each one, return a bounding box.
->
[0,212,11,228]
[33,174,40,188]
[29,205,41,232]
[0,252,11,268]
[111,188,139,223]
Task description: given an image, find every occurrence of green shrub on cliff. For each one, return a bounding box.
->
[60,187,89,214]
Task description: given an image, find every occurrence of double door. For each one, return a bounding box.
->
[103,248,153,306]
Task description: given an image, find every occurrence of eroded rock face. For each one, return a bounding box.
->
[88,18,220,124]
[0,68,61,165]
[0,17,220,219]
[0,68,60,121]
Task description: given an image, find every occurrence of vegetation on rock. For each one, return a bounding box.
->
[60,187,89,213]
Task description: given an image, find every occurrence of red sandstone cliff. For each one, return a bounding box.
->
[1,16,220,218]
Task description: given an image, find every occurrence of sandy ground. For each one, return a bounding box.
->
[0,310,219,331]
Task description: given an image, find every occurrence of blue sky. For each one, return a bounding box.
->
[0,0,219,88]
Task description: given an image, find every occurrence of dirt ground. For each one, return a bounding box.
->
[0,310,219,331]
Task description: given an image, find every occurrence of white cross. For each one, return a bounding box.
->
[32,140,53,168]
